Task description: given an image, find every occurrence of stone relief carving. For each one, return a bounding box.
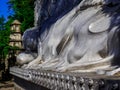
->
[17,0,120,75]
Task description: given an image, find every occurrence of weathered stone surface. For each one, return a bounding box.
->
[16,0,120,75]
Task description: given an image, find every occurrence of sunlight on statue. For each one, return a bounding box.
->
[17,0,120,76]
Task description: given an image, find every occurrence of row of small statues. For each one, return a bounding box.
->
[17,0,120,76]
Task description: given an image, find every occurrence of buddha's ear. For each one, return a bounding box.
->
[89,16,111,33]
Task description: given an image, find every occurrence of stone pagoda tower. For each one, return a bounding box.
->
[9,20,22,55]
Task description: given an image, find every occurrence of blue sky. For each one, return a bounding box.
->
[0,0,12,21]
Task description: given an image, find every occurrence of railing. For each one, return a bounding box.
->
[10,67,120,90]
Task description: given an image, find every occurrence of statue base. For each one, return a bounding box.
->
[10,67,120,90]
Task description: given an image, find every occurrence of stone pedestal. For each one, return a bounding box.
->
[14,76,49,90]
[10,67,120,90]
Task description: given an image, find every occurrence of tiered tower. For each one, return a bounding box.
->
[9,20,22,55]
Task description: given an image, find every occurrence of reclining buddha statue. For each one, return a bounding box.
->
[17,0,120,76]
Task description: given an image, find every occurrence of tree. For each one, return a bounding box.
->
[0,0,35,80]
[0,15,5,30]
[0,16,11,59]
[0,16,11,76]
[8,0,35,32]
[0,0,35,60]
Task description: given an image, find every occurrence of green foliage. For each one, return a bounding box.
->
[0,0,35,76]
[0,0,35,60]
[0,16,11,59]
[8,0,35,32]
[0,15,5,30]
[0,16,20,59]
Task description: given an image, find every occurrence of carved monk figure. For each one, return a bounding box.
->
[17,0,120,75]
[54,0,120,75]
[17,0,81,66]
